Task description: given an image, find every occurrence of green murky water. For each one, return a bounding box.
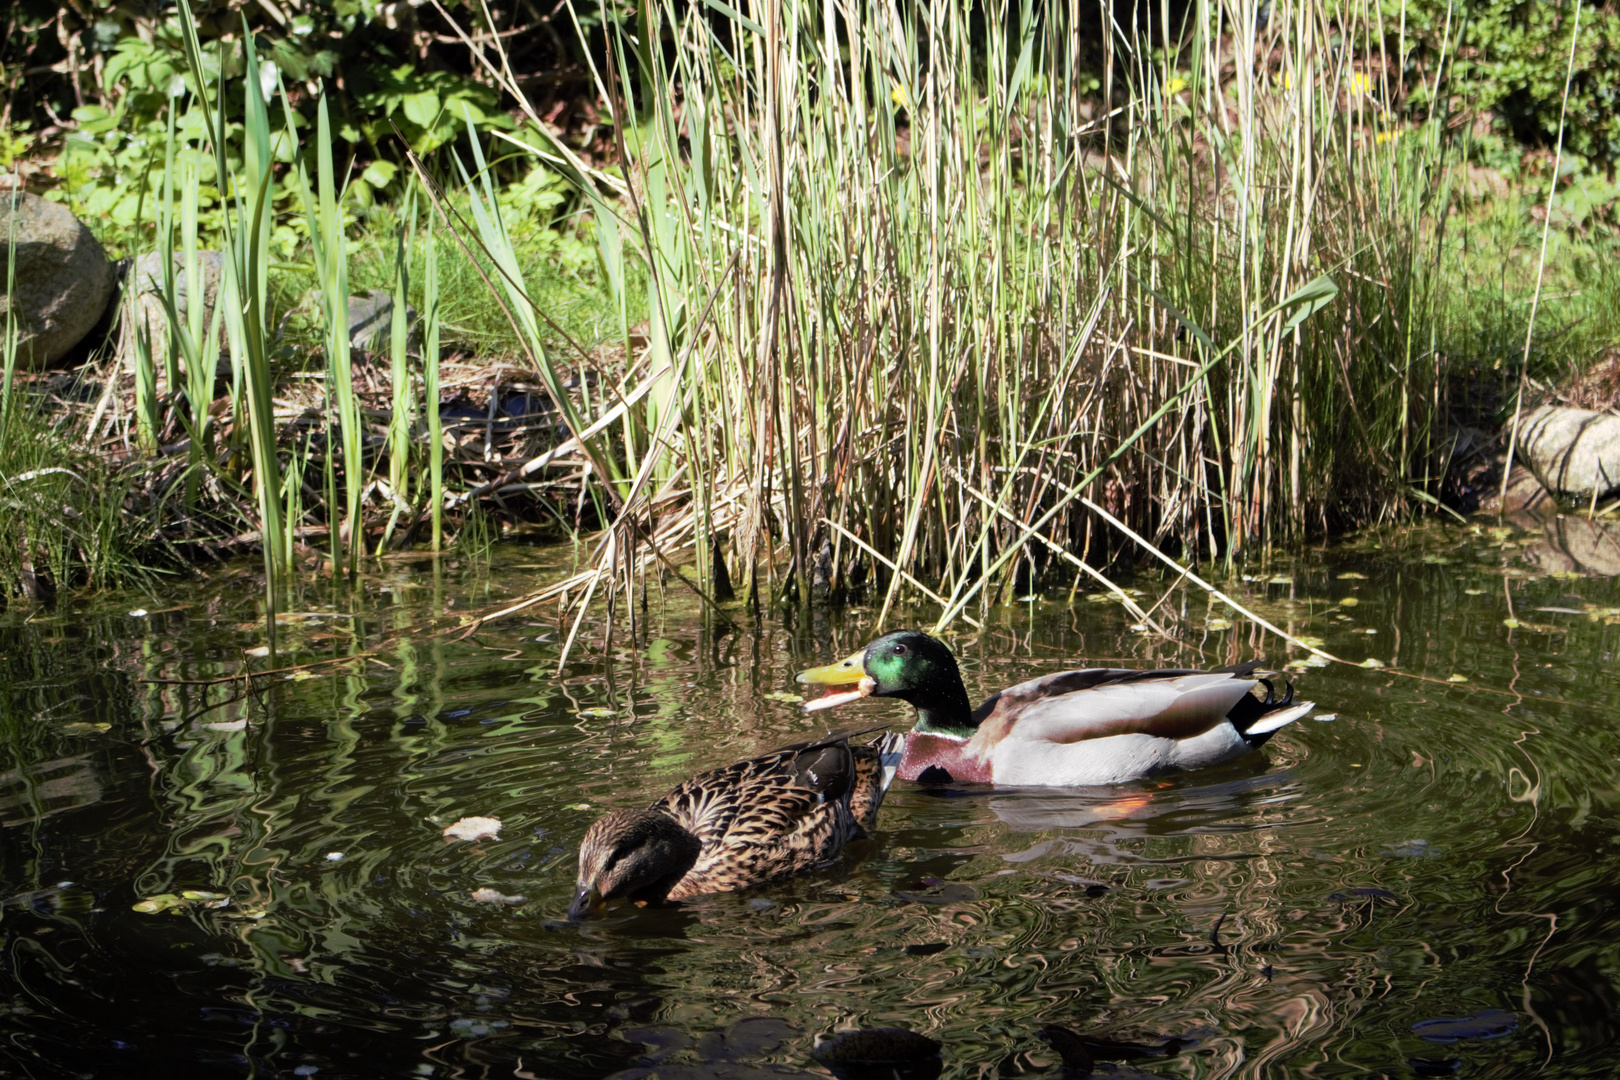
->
[3,515,1619,1079]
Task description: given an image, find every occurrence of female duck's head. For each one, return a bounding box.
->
[568,809,701,919]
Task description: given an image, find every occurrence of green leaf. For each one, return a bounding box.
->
[1280,274,1340,332]
[699,0,765,36]
[71,105,114,132]
[360,160,398,189]
[402,90,440,128]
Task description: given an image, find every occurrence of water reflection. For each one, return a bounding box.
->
[1,523,1619,1077]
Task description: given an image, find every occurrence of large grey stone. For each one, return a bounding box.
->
[0,192,116,369]
[1516,404,1620,503]
[132,250,225,314]
[348,289,417,351]
[119,251,227,392]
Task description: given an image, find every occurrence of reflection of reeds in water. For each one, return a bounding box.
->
[23,575,1616,1072]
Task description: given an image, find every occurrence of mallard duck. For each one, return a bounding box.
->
[795,630,1313,787]
[567,728,903,918]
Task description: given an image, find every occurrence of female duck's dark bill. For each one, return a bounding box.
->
[567,884,604,920]
[796,651,875,713]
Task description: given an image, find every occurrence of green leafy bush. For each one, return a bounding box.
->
[6,0,521,237]
[1395,1,1620,171]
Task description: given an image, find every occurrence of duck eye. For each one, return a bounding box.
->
[892,644,907,656]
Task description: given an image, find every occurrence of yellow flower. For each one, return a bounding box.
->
[1376,128,1403,143]
[891,83,910,109]
[1348,70,1374,98]
[1167,75,1189,95]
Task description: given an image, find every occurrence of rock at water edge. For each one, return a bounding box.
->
[1516,404,1620,503]
[0,192,116,369]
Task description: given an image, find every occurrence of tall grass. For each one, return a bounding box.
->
[5,0,1493,632]
[302,90,364,579]
[440,0,1457,633]
[173,3,289,629]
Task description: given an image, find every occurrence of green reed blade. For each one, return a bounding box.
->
[423,193,443,552]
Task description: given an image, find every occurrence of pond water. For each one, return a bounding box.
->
[3,516,1619,1079]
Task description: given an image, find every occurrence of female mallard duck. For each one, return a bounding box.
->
[796,631,1313,787]
[568,729,903,918]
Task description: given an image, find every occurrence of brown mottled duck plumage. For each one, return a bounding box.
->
[568,729,903,918]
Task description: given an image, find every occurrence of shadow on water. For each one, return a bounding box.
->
[2,518,1619,1077]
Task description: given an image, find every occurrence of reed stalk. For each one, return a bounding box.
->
[423,193,445,552]
[1,187,17,438]
[176,0,287,620]
[382,190,417,550]
[303,91,364,578]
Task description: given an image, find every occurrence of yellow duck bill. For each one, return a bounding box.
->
[796,651,875,713]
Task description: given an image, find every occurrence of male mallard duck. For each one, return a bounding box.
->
[568,729,904,918]
[795,630,1313,787]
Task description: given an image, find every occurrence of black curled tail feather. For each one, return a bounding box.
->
[1227,673,1300,746]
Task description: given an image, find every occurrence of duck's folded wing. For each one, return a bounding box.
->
[659,742,870,887]
[988,671,1260,745]
[660,750,813,846]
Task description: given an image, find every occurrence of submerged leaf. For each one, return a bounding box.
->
[132,893,186,914]
[136,889,231,914]
[180,890,228,902]
[443,816,502,843]
[470,887,526,904]
[1412,1009,1518,1043]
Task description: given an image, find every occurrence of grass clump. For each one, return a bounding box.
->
[0,385,145,603]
